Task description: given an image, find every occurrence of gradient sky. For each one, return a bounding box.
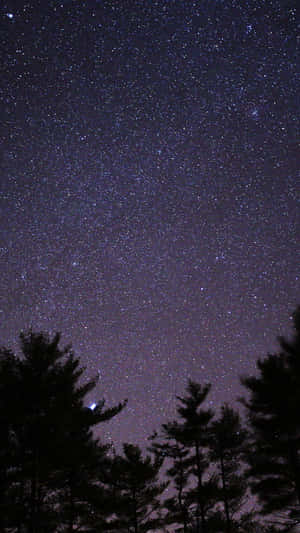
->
[1,0,299,448]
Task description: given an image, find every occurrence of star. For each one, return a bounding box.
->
[250,108,259,119]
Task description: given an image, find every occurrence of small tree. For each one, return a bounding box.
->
[107,443,167,532]
[157,380,218,533]
[209,404,249,533]
[149,431,191,532]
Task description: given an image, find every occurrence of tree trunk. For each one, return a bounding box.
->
[68,482,75,533]
[29,450,39,533]
[178,455,188,533]
[195,441,206,533]
[219,450,231,533]
[132,487,138,533]
[288,442,300,506]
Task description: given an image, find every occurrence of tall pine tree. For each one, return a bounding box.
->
[158,380,218,533]
[0,331,126,532]
[0,348,21,531]
[209,404,249,533]
[241,306,300,519]
[106,443,167,532]
[149,430,191,532]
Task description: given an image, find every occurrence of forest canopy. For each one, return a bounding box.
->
[0,307,299,532]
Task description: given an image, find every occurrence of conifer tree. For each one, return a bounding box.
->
[107,443,167,532]
[149,431,191,532]
[209,404,249,533]
[241,306,300,519]
[0,331,126,532]
[159,380,217,533]
[0,348,21,531]
[56,400,124,533]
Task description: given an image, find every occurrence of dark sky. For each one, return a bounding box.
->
[1,0,299,448]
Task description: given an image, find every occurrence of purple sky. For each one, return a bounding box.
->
[1,0,299,448]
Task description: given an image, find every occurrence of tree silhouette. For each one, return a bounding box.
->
[107,443,167,532]
[0,347,21,531]
[241,306,300,520]
[149,430,191,532]
[209,404,250,533]
[2,308,300,532]
[156,380,218,533]
[0,331,126,532]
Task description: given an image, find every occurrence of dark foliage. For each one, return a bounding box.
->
[151,380,219,533]
[105,443,167,532]
[0,331,126,533]
[0,306,299,532]
[209,404,250,532]
[241,306,300,518]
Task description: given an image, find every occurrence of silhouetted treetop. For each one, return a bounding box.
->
[241,306,300,516]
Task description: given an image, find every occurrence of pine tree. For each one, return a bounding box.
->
[107,443,167,532]
[241,306,300,519]
[149,431,191,532]
[0,348,21,531]
[0,331,126,532]
[158,380,217,533]
[56,402,123,533]
[209,404,249,533]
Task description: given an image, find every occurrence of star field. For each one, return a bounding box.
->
[1,0,299,446]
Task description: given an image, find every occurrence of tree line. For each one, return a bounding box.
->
[0,306,299,532]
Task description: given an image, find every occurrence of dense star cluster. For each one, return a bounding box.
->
[1,0,299,446]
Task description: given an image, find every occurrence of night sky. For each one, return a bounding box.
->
[1,0,299,448]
